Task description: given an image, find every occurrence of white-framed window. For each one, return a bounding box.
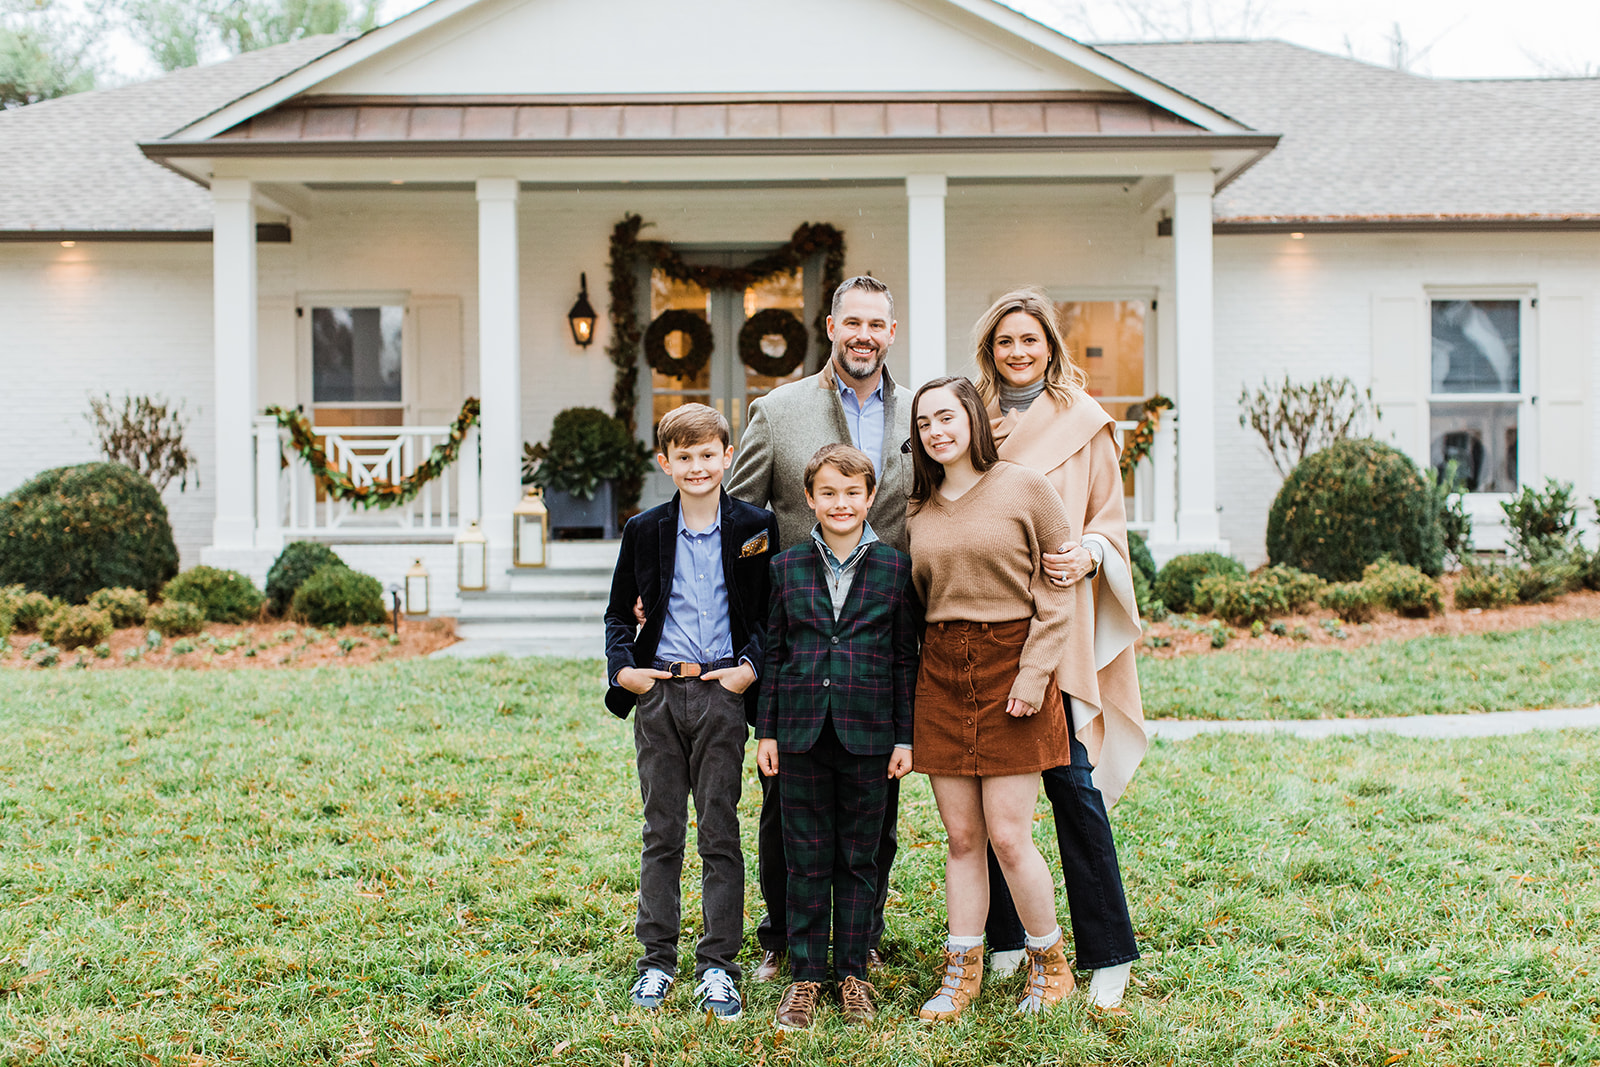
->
[1427,291,1535,497]
[296,290,413,429]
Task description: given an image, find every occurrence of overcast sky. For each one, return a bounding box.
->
[97,0,1599,82]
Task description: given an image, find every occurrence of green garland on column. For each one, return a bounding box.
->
[605,213,846,432]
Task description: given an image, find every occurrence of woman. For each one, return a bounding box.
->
[905,375,1077,1020]
[972,287,1146,1010]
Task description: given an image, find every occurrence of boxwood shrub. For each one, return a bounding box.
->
[1360,560,1443,617]
[0,462,179,602]
[291,564,387,627]
[5,589,62,633]
[40,605,113,650]
[1192,572,1289,626]
[265,541,347,617]
[1454,565,1520,610]
[1153,552,1245,615]
[1319,581,1379,623]
[88,587,149,628]
[147,599,206,637]
[1267,439,1444,582]
[161,566,265,623]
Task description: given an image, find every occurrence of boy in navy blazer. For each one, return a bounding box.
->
[755,444,918,1029]
[604,403,778,1022]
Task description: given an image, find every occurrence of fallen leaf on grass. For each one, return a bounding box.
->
[550,1040,571,1056]
[2,969,51,992]
[1384,1052,1410,1065]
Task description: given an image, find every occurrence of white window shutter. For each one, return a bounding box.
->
[412,295,464,427]
[1537,294,1591,491]
[1369,293,1427,463]
[257,298,297,411]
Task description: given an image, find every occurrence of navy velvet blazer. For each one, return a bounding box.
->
[603,491,779,722]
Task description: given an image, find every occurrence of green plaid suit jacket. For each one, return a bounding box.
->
[757,540,918,756]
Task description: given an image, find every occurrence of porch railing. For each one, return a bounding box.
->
[1113,416,1176,542]
[253,416,480,545]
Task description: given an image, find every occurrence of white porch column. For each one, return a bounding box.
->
[476,177,521,579]
[212,178,257,549]
[905,174,948,386]
[1172,170,1220,545]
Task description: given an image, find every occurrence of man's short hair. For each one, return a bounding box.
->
[830,275,894,319]
[656,403,730,453]
[804,442,877,496]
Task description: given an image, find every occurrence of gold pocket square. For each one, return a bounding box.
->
[739,532,769,558]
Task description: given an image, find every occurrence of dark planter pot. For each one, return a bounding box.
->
[545,482,618,539]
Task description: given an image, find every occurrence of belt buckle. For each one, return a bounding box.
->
[671,661,702,678]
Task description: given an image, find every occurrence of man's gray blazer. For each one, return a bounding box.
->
[728,362,914,553]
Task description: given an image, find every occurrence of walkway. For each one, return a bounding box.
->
[1146,705,1600,741]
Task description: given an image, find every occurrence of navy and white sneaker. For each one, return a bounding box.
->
[694,967,742,1021]
[628,968,674,1011]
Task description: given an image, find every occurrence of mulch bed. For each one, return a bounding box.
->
[2,616,458,670]
[1138,580,1600,659]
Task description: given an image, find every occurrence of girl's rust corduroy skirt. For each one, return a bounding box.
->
[912,619,1070,777]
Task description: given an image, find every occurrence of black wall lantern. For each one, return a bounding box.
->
[567,272,597,348]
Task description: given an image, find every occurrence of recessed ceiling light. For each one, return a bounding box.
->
[390,179,405,185]
[60,240,76,247]
[1289,232,1305,240]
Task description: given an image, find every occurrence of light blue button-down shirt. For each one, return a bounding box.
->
[837,373,887,474]
[655,510,735,665]
[811,521,879,622]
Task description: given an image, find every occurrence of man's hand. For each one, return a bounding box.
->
[632,596,647,628]
[887,748,913,779]
[616,666,671,695]
[757,738,779,777]
[705,661,757,694]
[1005,697,1039,718]
[1043,540,1095,587]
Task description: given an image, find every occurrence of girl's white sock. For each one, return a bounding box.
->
[946,934,983,952]
[1024,927,1061,950]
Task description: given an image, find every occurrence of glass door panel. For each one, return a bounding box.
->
[647,273,714,435]
[1056,299,1150,498]
[738,267,807,442]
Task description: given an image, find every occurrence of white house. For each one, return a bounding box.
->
[2,0,1596,612]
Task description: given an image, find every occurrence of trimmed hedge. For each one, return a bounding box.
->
[1454,565,1519,610]
[1319,581,1379,623]
[265,541,347,617]
[161,566,265,624]
[1153,553,1245,615]
[41,605,113,650]
[1193,572,1288,626]
[5,589,62,633]
[1267,439,1444,582]
[291,565,387,627]
[88,587,149,628]
[147,600,206,637]
[0,462,179,602]
[1360,560,1443,618]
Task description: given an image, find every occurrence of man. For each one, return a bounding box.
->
[726,274,914,981]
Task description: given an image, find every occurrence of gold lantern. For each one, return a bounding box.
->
[404,557,431,616]
[513,488,550,568]
[455,520,488,591]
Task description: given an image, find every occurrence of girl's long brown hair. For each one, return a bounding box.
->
[908,376,1000,514]
[971,287,1087,411]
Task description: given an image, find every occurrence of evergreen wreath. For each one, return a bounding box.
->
[737,308,809,378]
[605,214,846,431]
[643,310,716,380]
[264,398,481,509]
[1119,394,1175,477]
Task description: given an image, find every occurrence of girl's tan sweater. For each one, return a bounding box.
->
[906,461,1075,710]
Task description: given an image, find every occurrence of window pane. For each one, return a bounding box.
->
[1431,300,1518,394]
[1056,299,1146,412]
[1430,401,1518,493]
[742,267,806,398]
[312,306,402,403]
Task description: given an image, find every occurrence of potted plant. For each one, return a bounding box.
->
[523,407,649,538]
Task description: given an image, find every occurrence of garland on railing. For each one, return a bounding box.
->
[265,398,481,510]
[1119,394,1174,478]
[605,213,846,431]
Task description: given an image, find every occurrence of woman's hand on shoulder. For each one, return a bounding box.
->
[1043,541,1095,587]
[1005,697,1039,718]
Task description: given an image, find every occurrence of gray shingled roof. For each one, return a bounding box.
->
[1099,40,1600,222]
[0,36,350,234]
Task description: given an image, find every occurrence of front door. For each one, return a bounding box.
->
[636,250,822,507]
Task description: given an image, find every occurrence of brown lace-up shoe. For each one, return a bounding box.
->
[840,975,877,1024]
[1015,936,1075,1013]
[775,980,822,1030]
[917,945,984,1022]
[753,949,784,982]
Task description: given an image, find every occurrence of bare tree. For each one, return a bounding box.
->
[1238,375,1380,477]
[84,392,200,492]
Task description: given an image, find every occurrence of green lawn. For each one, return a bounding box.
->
[1141,619,1600,720]
[2,659,1596,1065]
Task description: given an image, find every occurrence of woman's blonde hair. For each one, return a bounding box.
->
[970,287,1086,410]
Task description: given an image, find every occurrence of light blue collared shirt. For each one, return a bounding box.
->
[837,373,887,474]
[810,521,879,620]
[656,509,735,665]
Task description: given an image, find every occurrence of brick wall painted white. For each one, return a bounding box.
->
[4,189,1595,571]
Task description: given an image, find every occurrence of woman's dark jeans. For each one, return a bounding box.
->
[985,712,1139,970]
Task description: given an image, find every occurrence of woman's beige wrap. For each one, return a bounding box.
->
[989,388,1147,807]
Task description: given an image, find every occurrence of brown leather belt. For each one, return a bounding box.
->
[653,657,738,678]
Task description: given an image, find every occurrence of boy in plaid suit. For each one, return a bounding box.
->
[755,443,918,1029]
